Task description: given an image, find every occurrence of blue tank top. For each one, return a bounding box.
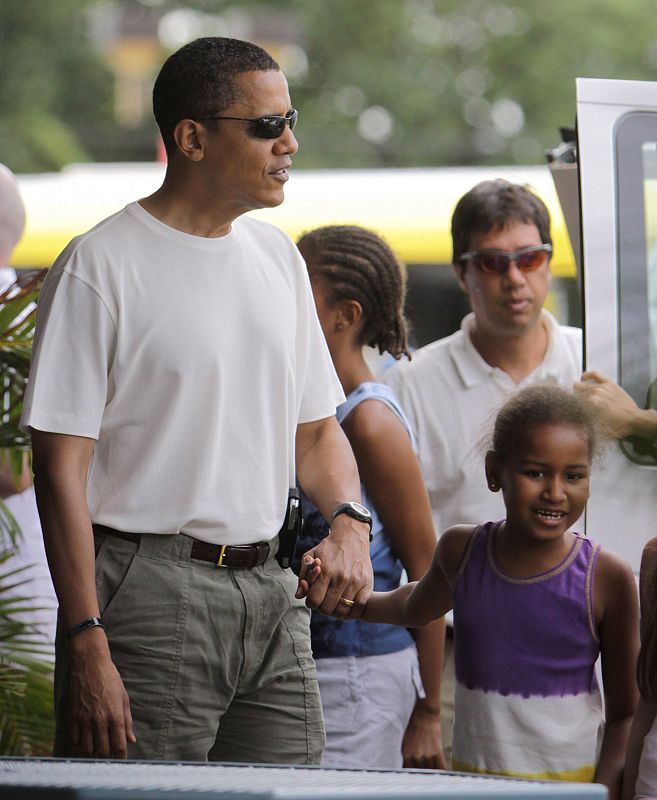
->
[299,381,416,658]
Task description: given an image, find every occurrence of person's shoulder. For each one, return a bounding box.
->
[238,215,295,246]
[53,205,134,274]
[593,544,636,589]
[344,390,407,443]
[557,323,583,343]
[436,523,477,583]
[552,318,582,354]
[237,216,305,275]
[384,330,463,382]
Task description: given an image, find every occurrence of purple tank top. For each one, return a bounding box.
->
[453,520,601,698]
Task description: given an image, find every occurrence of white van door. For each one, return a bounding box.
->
[578,78,657,573]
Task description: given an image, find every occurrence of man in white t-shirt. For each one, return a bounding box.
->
[21,37,373,763]
[383,179,582,759]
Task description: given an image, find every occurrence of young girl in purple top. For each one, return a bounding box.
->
[301,385,638,798]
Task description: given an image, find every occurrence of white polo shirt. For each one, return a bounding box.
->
[383,311,582,537]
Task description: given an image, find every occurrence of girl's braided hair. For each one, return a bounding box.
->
[297,225,411,360]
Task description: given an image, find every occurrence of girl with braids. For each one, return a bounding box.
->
[305,385,638,798]
[622,537,657,799]
[295,225,445,770]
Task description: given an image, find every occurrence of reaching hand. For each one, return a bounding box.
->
[575,370,646,439]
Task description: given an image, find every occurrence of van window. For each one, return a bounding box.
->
[615,111,657,464]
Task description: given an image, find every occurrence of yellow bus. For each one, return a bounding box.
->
[12,163,577,347]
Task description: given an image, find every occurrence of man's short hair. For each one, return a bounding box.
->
[451,179,552,266]
[153,36,279,155]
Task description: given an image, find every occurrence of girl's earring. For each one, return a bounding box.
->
[489,482,499,492]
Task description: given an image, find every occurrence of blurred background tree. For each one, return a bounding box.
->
[1,0,657,169]
[0,0,113,171]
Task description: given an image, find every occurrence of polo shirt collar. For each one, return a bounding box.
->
[449,310,563,389]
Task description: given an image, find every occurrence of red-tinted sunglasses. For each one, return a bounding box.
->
[460,244,552,275]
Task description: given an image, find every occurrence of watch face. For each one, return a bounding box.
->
[348,501,371,519]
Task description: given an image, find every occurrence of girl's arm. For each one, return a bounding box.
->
[343,401,446,768]
[621,536,657,800]
[593,549,640,800]
[358,524,474,626]
[343,399,475,767]
[621,697,657,800]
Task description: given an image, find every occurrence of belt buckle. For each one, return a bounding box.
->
[217,544,228,568]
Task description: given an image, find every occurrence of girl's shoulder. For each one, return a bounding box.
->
[437,523,479,587]
[593,545,636,583]
[341,387,411,447]
[592,544,638,626]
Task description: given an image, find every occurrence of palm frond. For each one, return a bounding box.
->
[0,547,54,755]
[0,271,45,453]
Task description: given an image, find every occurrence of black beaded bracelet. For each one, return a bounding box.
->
[67,616,104,643]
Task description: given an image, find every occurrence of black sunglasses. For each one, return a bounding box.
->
[460,244,552,275]
[198,109,298,140]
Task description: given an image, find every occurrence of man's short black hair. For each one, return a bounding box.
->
[451,179,552,266]
[153,36,279,155]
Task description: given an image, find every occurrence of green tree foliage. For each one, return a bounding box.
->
[0,0,112,172]
[0,274,54,756]
[282,0,657,167]
[3,0,657,169]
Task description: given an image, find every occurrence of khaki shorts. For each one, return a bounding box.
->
[54,528,325,763]
[316,646,423,769]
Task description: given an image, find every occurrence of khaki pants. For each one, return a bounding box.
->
[54,528,325,763]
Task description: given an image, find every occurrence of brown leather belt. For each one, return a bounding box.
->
[97,526,270,569]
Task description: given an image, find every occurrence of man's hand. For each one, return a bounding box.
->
[402,705,446,770]
[575,370,657,440]
[296,515,373,617]
[68,629,136,758]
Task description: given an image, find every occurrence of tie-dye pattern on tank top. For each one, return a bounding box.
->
[452,521,604,781]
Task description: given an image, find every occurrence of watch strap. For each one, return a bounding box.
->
[330,503,373,541]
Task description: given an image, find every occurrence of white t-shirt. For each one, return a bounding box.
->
[21,202,343,545]
[383,311,582,537]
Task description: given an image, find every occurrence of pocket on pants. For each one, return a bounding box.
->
[94,535,140,620]
[316,656,364,736]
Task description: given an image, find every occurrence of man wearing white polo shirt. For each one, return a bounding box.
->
[384,179,581,760]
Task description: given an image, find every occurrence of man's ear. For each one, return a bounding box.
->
[485,450,502,492]
[172,119,206,162]
[453,262,469,294]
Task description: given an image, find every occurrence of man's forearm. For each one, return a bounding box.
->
[296,416,362,520]
[627,407,657,440]
[31,429,100,631]
[295,417,373,615]
[33,468,99,629]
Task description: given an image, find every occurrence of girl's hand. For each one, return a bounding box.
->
[296,556,363,619]
[295,555,322,599]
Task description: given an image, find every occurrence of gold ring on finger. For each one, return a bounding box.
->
[339,597,355,607]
